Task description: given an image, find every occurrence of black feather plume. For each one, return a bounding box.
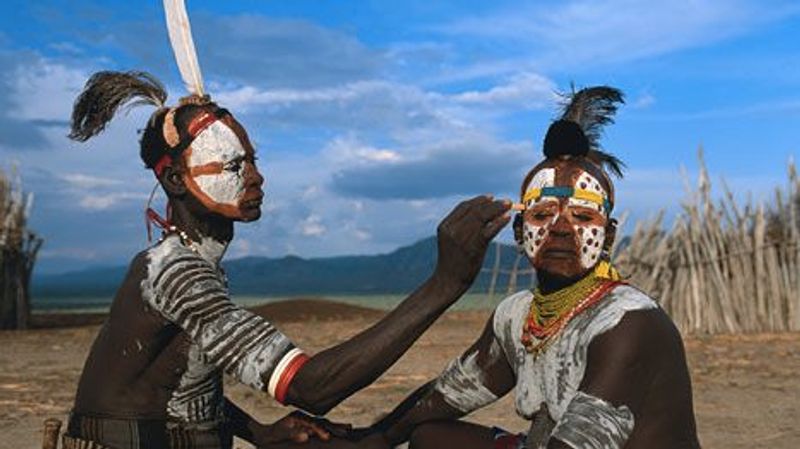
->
[558,85,623,148]
[69,71,167,142]
[589,149,625,178]
[555,85,626,177]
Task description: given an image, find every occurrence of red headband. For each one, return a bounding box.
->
[153,110,218,176]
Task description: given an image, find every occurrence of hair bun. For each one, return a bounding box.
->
[543,120,589,158]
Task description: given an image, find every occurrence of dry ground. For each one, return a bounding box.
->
[1,299,798,449]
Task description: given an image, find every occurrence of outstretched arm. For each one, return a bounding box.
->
[370,312,516,446]
[284,196,511,415]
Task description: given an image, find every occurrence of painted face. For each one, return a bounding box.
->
[520,164,609,279]
[182,113,264,221]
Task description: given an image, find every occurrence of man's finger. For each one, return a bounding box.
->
[299,420,331,441]
[446,195,493,224]
[475,199,512,222]
[317,419,352,438]
[291,431,310,443]
[482,213,512,239]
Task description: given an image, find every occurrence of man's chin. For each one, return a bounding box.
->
[238,208,262,222]
[533,261,587,281]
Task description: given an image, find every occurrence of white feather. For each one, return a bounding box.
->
[163,0,205,97]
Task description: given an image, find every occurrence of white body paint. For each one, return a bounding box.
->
[521,169,609,269]
[434,343,501,412]
[492,284,656,421]
[140,234,301,427]
[187,120,247,207]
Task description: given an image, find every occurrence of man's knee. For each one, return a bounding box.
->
[409,422,446,449]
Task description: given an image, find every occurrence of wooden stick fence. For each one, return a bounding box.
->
[0,168,42,330]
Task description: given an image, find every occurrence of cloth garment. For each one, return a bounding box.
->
[65,412,232,449]
[492,427,526,449]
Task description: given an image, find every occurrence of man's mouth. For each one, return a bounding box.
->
[543,248,576,258]
[241,192,264,209]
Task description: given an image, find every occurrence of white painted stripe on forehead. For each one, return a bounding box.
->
[188,120,246,167]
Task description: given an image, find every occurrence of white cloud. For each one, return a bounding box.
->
[438,0,800,71]
[631,92,656,110]
[452,72,557,108]
[78,192,148,210]
[300,214,326,237]
[62,173,123,189]
[8,56,87,121]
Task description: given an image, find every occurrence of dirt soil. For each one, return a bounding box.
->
[1,299,798,449]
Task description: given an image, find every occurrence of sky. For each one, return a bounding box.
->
[1,0,799,274]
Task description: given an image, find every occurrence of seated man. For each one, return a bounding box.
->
[366,87,702,449]
[64,71,510,449]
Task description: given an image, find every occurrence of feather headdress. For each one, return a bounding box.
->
[69,71,167,142]
[543,85,626,178]
[163,0,206,100]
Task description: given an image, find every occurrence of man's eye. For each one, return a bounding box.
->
[532,212,553,220]
[573,213,593,222]
[225,160,243,172]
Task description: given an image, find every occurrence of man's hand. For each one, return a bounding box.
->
[434,195,511,292]
[253,411,351,444]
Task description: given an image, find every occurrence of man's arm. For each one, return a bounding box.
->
[284,196,511,415]
[370,312,516,446]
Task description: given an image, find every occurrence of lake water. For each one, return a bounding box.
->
[32,292,514,314]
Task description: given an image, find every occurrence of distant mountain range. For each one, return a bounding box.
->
[33,237,535,299]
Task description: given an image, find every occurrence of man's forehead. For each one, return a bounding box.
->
[187,120,246,166]
[526,166,608,195]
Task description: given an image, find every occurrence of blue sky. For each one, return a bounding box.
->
[1,0,798,274]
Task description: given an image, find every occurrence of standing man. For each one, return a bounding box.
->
[364,87,702,449]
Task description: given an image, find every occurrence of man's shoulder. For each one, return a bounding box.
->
[142,236,211,275]
[591,300,684,365]
[494,290,533,321]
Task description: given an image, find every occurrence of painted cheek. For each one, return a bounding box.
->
[187,121,248,209]
[577,224,606,268]
[522,218,554,261]
[193,171,246,206]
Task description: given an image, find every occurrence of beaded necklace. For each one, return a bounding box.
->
[522,267,623,356]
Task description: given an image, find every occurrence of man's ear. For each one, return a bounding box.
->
[159,164,187,197]
[602,217,618,253]
[513,213,524,247]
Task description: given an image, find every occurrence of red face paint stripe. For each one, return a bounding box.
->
[188,162,224,176]
[274,352,310,405]
[187,111,217,137]
[154,155,172,176]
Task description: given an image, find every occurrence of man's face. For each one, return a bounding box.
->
[181,113,264,222]
[520,162,610,279]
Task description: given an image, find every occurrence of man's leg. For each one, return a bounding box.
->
[408,421,496,449]
[257,433,390,449]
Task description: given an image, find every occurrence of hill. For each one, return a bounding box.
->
[32,236,531,299]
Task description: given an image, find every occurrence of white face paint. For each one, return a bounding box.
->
[521,168,556,262]
[184,120,247,212]
[521,168,609,270]
[571,171,607,268]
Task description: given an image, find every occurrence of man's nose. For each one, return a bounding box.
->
[549,212,573,237]
[244,161,264,189]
